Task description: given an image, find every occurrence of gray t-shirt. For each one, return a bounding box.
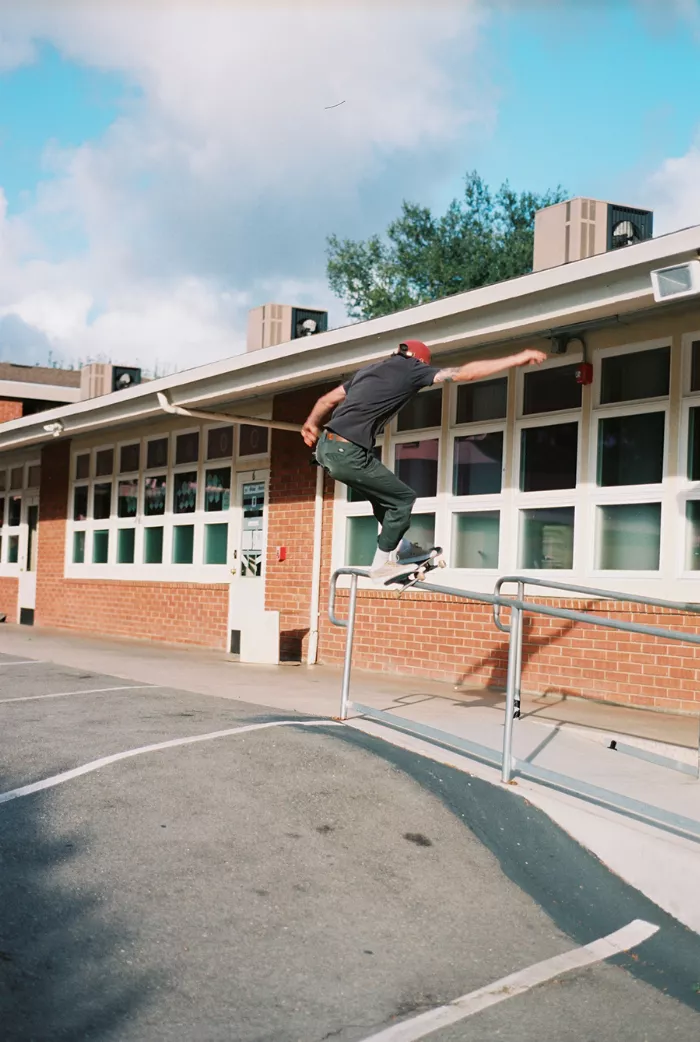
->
[326,353,440,450]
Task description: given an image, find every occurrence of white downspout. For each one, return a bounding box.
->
[306,463,325,665]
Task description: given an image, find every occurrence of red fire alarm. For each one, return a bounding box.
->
[276,546,287,562]
[575,362,593,385]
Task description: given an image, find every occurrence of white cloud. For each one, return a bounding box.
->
[0,1,488,372]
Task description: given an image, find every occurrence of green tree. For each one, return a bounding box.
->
[326,172,567,321]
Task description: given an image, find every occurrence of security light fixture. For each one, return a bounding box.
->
[650,260,700,303]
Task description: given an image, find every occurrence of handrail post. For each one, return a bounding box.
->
[514,581,524,719]
[501,603,523,783]
[339,573,359,721]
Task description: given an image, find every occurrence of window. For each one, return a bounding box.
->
[10,467,23,490]
[8,496,21,527]
[456,379,507,424]
[395,439,439,498]
[8,535,19,563]
[452,511,499,569]
[520,423,578,492]
[453,432,503,496]
[176,431,199,465]
[685,501,700,571]
[68,422,237,576]
[0,471,5,493]
[601,346,669,404]
[597,503,661,571]
[238,425,268,457]
[688,407,700,480]
[520,507,575,570]
[346,516,378,567]
[95,449,114,477]
[597,413,664,486]
[120,444,140,473]
[523,364,581,415]
[27,465,40,488]
[690,341,700,393]
[397,388,442,432]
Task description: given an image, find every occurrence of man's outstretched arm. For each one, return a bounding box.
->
[433,348,547,384]
[301,384,347,447]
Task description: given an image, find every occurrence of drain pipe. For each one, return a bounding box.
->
[307,463,325,665]
[156,392,300,432]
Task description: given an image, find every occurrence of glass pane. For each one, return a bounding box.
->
[93,482,112,520]
[521,422,578,491]
[8,496,21,527]
[73,530,85,564]
[404,512,435,550]
[239,425,269,457]
[346,516,378,566]
[76,454,90,480]
[10,467,23,490]
[601,346,670,404]
[147,438,168,470]
[523,365,581,414]
[691,341,700,393]
[93,530,109,564]
[453,512,499,568]
[207,425,234,460]
[241,481,265,578]
[347,447,382,502]
[144,526,164,564]
[8,535,19,563]
[118,478,139,518]
[688,407,700,480]
[520,507,574,569]
[95,449,114,477]
[0,471,5,492]
[453,432,503,495]
[144,475,167,516]
[456,379,507,424]
[395,439,439,497]
[174,471,198,513]
[176,431,199,465]
[205,523,228,564]
[173,524,194,564]
[204,467,231,512]
[597,503,661,570]
[0,497,4,525]
[120,443,140,473]
[117,528,135,564]
[685,501,700,570]
[396,388,442,431]
[73,485,89,521]
[27,465,41,488]
[598,413,664,486]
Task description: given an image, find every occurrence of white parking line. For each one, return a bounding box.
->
[0,718,342,805]
[0,660,45,667]
[0,685,159,705]
[356,919,659,1042]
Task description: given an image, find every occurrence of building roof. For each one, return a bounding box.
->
[1,223,699,453]
[0,363,81,388]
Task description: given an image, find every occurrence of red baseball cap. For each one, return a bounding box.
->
[399,340,432,364]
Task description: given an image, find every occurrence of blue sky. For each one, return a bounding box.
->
[0,2,698,371]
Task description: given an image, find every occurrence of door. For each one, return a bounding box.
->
[227,470,279,662]
[18,495,39,625]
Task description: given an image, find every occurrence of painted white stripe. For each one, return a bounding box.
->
[0,685,158,705]
[0,660,45,667]
[357,919,658,1042]
[0,718,342,805]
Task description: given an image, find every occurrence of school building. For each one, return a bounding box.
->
[2,198,700,714]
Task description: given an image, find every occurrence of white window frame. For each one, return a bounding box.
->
[0,459,41,573]
[65,425,235,582]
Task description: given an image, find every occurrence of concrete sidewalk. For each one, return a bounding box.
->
[1,623,699,934]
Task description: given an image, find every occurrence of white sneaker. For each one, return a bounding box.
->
[369,561,410,586]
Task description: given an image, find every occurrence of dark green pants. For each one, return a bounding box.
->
[316,432,416,552]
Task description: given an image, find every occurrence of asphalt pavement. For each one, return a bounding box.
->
[0,653,698,1041]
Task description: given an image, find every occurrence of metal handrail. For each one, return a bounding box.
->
[328,568,700,787]
[493,574,700,634]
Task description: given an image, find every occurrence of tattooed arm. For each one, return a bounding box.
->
[433,348,547,384]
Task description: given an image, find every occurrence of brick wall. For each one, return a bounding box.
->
[265,384,336,660]
[0,577,18,623]
[35,440,229,648]
[0,400,23,423]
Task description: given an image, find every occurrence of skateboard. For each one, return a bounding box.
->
[384,547,446,592]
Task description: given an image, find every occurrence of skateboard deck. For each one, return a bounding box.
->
[384,547,446,591]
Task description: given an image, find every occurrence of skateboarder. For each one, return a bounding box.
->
[302,340,547,582]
